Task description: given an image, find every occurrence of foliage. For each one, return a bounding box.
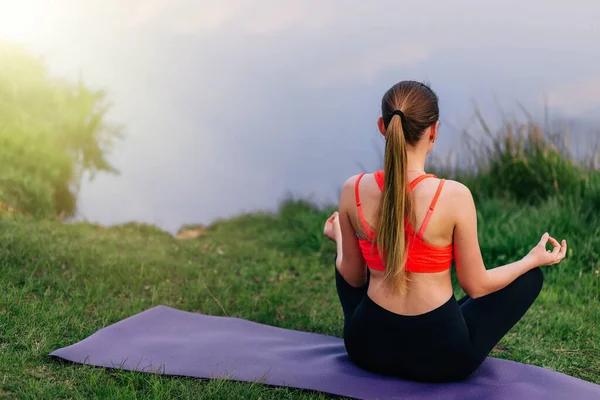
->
[0,41,120,217]
[430,111,599,204]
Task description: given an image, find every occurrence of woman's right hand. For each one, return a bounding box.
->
[525,233,567,267]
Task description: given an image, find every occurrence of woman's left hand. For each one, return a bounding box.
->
[323,211,341,242]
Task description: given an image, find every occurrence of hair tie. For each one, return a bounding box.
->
[392,110,405,120]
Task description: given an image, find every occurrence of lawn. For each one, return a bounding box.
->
[1,38,598,399]
[0,192,599,399]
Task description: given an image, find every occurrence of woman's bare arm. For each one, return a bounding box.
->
[451,182,567,298]
[335,176,368,287]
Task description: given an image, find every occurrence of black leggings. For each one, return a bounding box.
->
[335,259,544,382]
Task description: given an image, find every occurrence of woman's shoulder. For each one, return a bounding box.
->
[340,174,358,194]
[341,172,377,189]
[339,173,362,199]
[441,179,471,195]
[340,174,473,200]
[439,179,475,214]
[432,179,474,210]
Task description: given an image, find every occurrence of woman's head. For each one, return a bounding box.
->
[374,81,440,292]
[377,81,440,148]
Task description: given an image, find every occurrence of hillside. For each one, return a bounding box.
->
[0,192,598,398]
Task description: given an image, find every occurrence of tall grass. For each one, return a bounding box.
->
[428,111,600,206]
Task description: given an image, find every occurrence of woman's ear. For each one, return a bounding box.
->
[430,120,440,142]
[377,117,386,136]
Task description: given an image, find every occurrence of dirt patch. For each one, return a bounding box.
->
[176,226,206,240]
[493,344,511,355]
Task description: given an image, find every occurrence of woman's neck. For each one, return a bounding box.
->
[406,150,428,173]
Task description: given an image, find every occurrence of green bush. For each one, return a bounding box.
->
[0,41,121,217]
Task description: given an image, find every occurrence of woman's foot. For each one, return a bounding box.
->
[323,211,341,242]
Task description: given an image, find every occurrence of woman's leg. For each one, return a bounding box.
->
[460,267,544,366]
[457,294,469,306]
[334,255,369,330]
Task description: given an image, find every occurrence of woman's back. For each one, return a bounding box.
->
[350,170,458,316]
[325,80,566,382]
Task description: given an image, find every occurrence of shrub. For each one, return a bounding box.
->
[0,41,121,217]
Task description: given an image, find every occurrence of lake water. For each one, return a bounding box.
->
[1,1,599,233]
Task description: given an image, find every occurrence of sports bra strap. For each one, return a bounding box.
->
[373,172,436,192]
[356,172,442,239]
[417,179,446,240]
[354,173,366,207]
[409,174,437,191]
[355,173,374,237]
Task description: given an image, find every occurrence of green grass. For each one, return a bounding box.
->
[1,119,599,398]
[0,192,599,399]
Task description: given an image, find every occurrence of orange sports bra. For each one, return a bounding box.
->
[355,170,453,273]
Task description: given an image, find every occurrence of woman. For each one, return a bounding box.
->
[323,80,567,383]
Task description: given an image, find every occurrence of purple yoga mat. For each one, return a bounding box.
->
[50,306,599,400]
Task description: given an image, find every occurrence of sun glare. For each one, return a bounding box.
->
[0,1,48,42]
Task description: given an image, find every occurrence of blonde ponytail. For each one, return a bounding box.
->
[375,112,413,292]
[375,81,440,292]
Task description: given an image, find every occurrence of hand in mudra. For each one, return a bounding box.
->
[323,211,341,242]
[526,233,567,267]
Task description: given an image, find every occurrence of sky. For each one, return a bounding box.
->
[0,0,599,233]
